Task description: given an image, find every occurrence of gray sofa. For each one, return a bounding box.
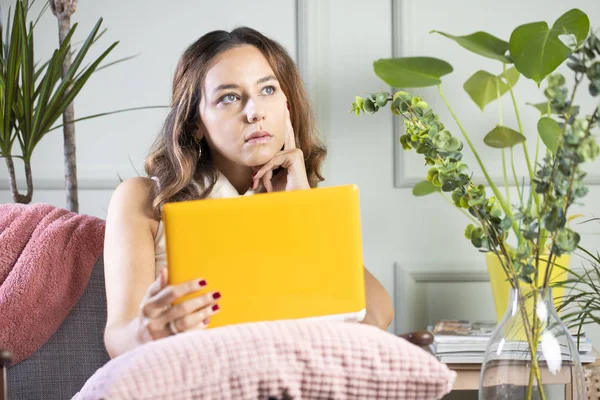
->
[6,256,110,400]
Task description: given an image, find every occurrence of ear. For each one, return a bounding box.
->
[195,120,207,141]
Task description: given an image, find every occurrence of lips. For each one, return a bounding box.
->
[245,130,273,144]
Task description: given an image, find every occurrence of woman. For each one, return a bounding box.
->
[103,27,393,359]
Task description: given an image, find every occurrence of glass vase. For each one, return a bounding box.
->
[479,287,585,400]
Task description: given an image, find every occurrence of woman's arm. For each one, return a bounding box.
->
[361,266,394,330]
[103,177,158,358]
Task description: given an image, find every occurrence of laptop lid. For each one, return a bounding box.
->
[162,184,366,329]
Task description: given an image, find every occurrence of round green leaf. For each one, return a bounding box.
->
[509,9,590,85]
[412,180,440,196]
[483,126,526,148]
[537,117,562,154]
[463,67,520,111]
[373,57,453,88]
[431,30,512,63]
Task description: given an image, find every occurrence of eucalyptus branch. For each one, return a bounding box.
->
[437,85,514,222]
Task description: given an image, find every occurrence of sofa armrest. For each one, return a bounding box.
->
[1,349,12,400]
[398,331,434,347]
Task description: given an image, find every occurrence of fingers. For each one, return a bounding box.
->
[148,267,167,297]
[284,104,296,151]
[167,300,220,333]
[261,169,274,193]
[251,151,298,190]
[157,291,220,327]
[142,277,207,319]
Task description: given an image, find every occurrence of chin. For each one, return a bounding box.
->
[244,147,280,166]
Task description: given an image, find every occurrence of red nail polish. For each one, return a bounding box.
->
[286,102,290,110]
[199,280,207,287]
[252,171,257,177]
[212,304,220,312]
[212,292,221,300]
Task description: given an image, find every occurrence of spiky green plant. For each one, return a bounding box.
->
[0,0,162,205]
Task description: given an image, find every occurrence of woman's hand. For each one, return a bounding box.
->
[251,104,310,193]
[135,268,221,342]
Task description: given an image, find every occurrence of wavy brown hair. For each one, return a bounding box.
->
[145,27,327,218]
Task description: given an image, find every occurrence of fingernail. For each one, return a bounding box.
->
[199,280,207,287]
[203,318,210,325]
[212,292,221,300]
[212,304,220,312]
[286,102,290,110]
[252,171,257,177]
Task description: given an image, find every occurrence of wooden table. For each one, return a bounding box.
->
[447,360,584,400]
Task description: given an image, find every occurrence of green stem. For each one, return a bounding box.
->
[437,84,517,235]
[510,146,522,200]
[502,149,510,206]
[497,81,510,206]
[503,64,540,212]
[439,192,480,225]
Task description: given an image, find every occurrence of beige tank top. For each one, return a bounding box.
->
[152,172,259,277]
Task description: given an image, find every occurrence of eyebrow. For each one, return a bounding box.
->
[213,75,278,94]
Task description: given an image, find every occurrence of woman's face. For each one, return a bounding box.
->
[198,45,288,169]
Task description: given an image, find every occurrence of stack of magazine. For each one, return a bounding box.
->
[428,320,596,364]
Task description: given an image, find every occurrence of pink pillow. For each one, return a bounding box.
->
[75,320,455,399]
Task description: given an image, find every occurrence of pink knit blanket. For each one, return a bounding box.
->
[0,203,105,365]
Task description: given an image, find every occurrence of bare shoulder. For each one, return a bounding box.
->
[107,177,158,230]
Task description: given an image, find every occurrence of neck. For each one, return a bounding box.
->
[212,156,253,195]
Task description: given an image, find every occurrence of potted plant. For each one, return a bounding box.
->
[0,0,161,211]
[351,8,599,400]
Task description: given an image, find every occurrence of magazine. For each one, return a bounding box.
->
[429,319,595,364]
[431,320,496,343]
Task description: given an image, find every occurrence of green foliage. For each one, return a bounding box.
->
[0,0,164,203]
[554,238,600,342]
[509,9,590,85]
[373,57,453,88]
[483,126,526,148]
[412,180,440,196]
[350,9,600,291]
[463,67,519,111]
[431,30,512,63]
[0,1,118,162]
[537,117,562,154]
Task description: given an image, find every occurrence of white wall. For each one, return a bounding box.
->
[303,0,600,343]
[2,0,600,348]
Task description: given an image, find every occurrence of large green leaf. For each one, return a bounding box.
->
[463,67,520,111]
[431,30,512,63]
[537,117,562,154]
[509,9,590,85]
[373,57,453,88]
[483,126,526,148]
[412,180,440,196]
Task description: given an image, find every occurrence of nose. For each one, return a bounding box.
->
[245,99,265,123]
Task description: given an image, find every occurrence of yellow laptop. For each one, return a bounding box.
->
[161,184,366,329]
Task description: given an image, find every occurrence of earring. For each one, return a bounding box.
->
[194,136,202,159]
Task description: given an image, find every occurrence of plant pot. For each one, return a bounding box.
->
[485,252,570,323]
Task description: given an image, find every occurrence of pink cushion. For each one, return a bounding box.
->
[75,320,455,399]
